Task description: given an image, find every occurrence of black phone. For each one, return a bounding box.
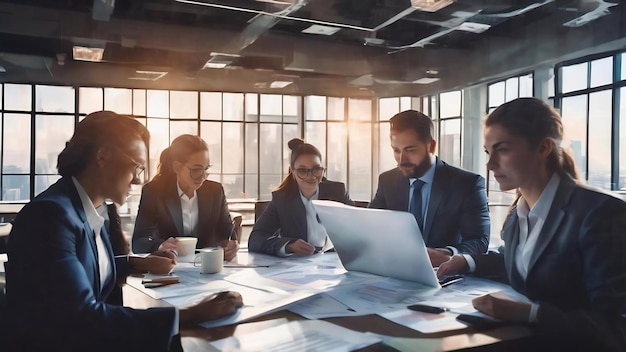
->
[438,274,463,287]
[456,314,508,330]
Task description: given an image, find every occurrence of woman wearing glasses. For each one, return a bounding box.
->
[5,112,242,351]
[249,138,354,257]
[132,134,239,260]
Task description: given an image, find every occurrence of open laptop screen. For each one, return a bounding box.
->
[313,200,440,287]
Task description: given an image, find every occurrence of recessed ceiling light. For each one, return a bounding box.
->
[302,24,340,35]
[426,69,439,75]
[269,81,293,88]
[72,46,104,62]
[413,77,440,84]
[0,65,5,73]
[410,0,454,12]
[204,62,228,69]
[456,22,491,33]
[128,70,168,81]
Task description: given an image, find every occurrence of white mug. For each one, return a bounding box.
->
[176,237,198,257]
[194,247,224,274]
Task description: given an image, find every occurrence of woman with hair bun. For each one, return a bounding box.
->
[248,138,354,257]
[132,134,238,260]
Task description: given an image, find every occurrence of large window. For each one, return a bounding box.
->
[556,54,622,190]
[0,84,384,202]
[486,73,534,246]
[304,96,374,201]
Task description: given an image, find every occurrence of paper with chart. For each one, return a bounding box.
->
[210,320,381,352]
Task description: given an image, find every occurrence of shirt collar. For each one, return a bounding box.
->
[71,176,105,232]
[517,172,561,219]
[177,181,197,201]
[300,188,319,202]
[410,154,437,184]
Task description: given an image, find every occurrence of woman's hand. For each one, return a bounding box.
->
[157,237,179,252]
[472,292,531,322]
[286,239,315,256]
[180,291,243,324]
[130,255,176,275]
[218,239,239,261]
[436,254,469,278]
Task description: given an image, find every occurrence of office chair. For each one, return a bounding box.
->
[254,201,270,222]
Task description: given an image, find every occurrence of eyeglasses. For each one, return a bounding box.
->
[185,164,210,181]
[294,166,325,179]
[115,147,146,182]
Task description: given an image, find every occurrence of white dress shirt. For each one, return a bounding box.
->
[71,177,111,290]
[177,182,199,236]
[278,188,328,256]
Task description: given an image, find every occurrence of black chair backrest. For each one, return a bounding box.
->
[254,201,270,222]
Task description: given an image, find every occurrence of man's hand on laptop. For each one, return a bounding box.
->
[436,255,469,278]
[286,239,316,256]
[427,248,452,267]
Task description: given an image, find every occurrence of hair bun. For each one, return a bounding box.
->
[287,138,305,151]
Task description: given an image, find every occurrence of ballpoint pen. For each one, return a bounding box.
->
[407,304,450,314]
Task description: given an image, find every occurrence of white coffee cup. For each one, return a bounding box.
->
[176,237,198,257]
[194,247,224,274]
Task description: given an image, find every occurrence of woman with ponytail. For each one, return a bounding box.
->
[438,98,626,351]
[132,134,238,260]
[249,138,354,257]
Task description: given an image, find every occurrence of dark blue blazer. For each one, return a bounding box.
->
[369,157,490,254]
[5,177,176,351]
[472,176,626,351]
[248,180,353,256]
[132,175,233,253]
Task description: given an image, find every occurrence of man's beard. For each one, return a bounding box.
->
[399,157,432,178]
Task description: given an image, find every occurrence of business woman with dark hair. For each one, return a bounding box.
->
[5,112,242,351]
[249,138,354,257]
[132,134,238,260]
[438,98,626,351]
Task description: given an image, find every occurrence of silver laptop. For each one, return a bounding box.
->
[313,200,440,287]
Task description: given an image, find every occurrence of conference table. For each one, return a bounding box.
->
[122,251,536,352]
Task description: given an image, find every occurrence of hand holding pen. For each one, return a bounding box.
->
[218,220,240,261]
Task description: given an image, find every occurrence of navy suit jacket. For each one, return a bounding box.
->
[369,157,490,254]
[132,175,233,253]
[5,177,176,351]
[248,180,353,256]
[472,176,626,351]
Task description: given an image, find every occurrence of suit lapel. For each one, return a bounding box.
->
[290,193,308,237]
[196,182,210,237]
[501,211,520,281]
[395,170,411,211]
[526,177,574,274]
[66,178,102,297]
[99,224,116,298]
[166,182,184,236]
[423,158,446,244]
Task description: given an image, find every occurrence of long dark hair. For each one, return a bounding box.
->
[57,111,149,177]
[275,138,323,198]
[157,134,209,181]
[485,97,578,180]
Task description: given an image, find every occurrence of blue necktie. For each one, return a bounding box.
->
[410,180,425,232]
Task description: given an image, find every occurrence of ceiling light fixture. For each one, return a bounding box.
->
[128,70,168,81]
[410,0,455,12]
[72,45,104,62]
[269,81,293,88]
[302,25,341,35]
[413,77,440,84]
[204,62,228,69]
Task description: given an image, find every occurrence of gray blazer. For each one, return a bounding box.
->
[472,176,626,351]
[369,157,490,254]
[248,180,353,256]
